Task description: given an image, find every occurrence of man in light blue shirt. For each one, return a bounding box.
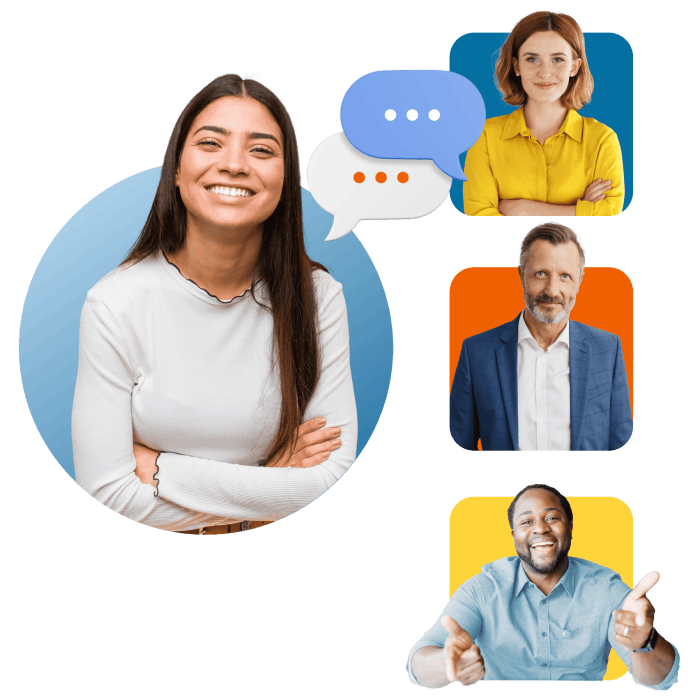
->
[408,485,679,687]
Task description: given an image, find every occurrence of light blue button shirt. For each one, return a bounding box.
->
[408,557,679,687]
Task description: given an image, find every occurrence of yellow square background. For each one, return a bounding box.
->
[449,497,633,681]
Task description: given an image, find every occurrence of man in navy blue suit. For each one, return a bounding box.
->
[450,223,632,451]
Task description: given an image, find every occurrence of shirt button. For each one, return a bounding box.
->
[541,662,547,667]
[542,632,547,637]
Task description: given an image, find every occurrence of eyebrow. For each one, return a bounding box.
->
[193,125,281,146]
[522,51,568,57]
[516,507,563,518]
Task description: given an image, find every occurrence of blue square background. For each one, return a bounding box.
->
[449,33,633,214]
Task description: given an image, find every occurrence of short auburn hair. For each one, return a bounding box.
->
[495,11,593,111]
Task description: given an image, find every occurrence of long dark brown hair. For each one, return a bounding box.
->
[123,74,326,461]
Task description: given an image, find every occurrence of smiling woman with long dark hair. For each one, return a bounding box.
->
[72,74,357,533]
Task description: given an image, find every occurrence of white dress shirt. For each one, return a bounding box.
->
[517,311,571,451]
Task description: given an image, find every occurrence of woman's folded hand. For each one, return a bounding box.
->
[266,417,342,469]
[582,178,611,203]
[133,443,159,486]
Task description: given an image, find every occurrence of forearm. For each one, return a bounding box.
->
[629,634,676,687]
[528,202,576,216]
[411,646,451,688]
[154,420,356,521]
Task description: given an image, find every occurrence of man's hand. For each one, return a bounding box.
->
[441,615,485,686]
[133,443,159,487]
[498,199,529,216]
[614,571,659,651]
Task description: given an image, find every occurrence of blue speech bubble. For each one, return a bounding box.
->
[341,70,485,181]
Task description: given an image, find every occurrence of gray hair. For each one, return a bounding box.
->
[519,223,585,279]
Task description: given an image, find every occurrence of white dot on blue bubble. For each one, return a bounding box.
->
[407,109,418,121]
[429,109,440,121]
[385,109,396,121]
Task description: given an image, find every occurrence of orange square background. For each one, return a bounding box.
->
[450,496,633,681]
[449,268,633,449]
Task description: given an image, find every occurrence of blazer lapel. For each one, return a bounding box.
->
[496,315,520,450]
[569,320,591,451]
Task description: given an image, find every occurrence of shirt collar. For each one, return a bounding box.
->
[518,310,570,349]
[157,250,262,307]
[501,107,582,144]
[514,557,576,598]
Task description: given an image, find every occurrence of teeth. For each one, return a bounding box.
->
[208,186,252,197]
[532,542,554,547]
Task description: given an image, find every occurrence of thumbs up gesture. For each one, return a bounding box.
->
[613,571,659,651]
[441,615,485,686]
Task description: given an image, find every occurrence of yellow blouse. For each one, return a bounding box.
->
[463,108,624,216]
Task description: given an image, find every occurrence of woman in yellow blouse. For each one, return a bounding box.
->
[464,11,624,217]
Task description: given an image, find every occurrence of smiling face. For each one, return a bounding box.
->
[514,31,582,106]
[520,239,582,325]
[511,488,572,575]
[175,96,285,237]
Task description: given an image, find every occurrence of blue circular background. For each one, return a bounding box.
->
[20,168,393,480]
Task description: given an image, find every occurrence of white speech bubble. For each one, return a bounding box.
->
[308,133,452,241]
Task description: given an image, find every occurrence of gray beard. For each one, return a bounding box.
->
[524,292,575,325]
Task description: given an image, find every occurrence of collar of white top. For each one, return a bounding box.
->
[517,310,570,350]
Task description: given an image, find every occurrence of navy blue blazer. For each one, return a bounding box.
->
[450,314,633,451]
